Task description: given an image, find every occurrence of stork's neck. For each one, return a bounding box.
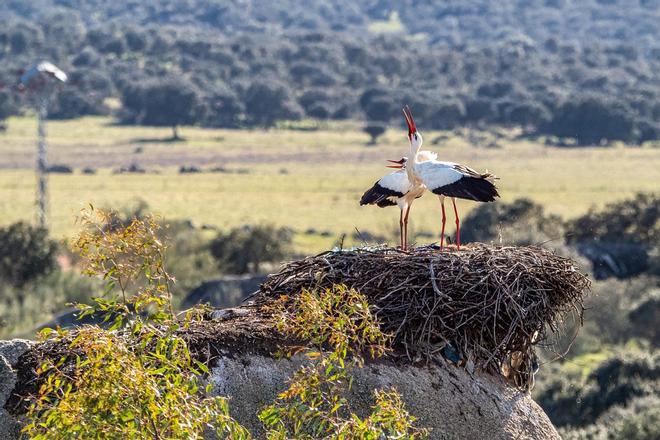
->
[409,138,422,163]
[407,143,423,184]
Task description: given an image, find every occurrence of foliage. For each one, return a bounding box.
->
[566,192,659,245]
[0,221,58,287]
[0,270,98,338]
[460,198,564,246]
[566,193,659,278]
[2,2,659,141]
[244,80,303,127]
[259,285,428,439]
[0,90,16,122]
[121,78,202,138]
[536,351,659,428]
[209,224,293,274]
[540,96,636,144]
[23,208,250,439]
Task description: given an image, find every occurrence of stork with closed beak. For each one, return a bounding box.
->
[360,157,425,251]
[402,105,500,250]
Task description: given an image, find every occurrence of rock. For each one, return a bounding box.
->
[181,275,265,310]
[0,340,32,439]
[0,340,32,366]
[212,354,560,439]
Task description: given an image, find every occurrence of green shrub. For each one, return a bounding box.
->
[24,208,250,439]
[0,222,58,287]
[460,198,564,245]
[0,270,98,338]
[260,285,428,439]
[537,352,659,428]
[209,224,293,274]
[566,193,659,245]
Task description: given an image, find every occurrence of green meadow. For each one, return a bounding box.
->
[1,116,658,254]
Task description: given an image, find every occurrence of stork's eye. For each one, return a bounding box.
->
[414,134,418,140]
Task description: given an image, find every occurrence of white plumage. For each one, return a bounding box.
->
[377,169,416,199]
[414,160,465,190]
[360,157,425,250]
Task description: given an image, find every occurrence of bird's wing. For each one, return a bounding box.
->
[417,161,464,191]
[419,161,499,202]
[360,170,413,207]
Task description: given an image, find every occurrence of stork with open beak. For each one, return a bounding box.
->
[359,157,425,251]
[403,105,500,250]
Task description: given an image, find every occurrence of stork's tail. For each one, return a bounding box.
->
[481,170,499,184]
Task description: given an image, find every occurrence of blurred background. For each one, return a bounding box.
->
[0,1,658,437]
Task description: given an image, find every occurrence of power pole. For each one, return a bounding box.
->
[19,61,67,229]
[37,98,48,227]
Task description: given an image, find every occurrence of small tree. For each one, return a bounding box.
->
[244,79,302,127]
[122,78,201,139]
[260,285,428,439]
[23,208,250,439]
[363,124,386,145]
[209,224,292,274]
[0,222,58,288]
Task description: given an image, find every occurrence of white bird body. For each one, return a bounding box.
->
[360,157,427,250]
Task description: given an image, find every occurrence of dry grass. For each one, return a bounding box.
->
[258,244,590,388]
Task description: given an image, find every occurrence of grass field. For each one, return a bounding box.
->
[1,116,658,254]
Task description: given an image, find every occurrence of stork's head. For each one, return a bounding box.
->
[386,157,408,169]
[403,105,423,149]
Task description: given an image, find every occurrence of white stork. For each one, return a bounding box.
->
[360,157,425,250]
[402,105,499,249]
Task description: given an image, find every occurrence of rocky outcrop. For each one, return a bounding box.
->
[0,311,560,439]
[212,353,559,439]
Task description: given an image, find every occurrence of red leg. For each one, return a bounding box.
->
[403,204,412,251]
[452,198,461,250]
[399,208,404,250]
[440,197,446,250]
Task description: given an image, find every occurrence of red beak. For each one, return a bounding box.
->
[386,158,405,169]
[402,105,417,139]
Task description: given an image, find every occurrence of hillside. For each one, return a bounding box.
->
[1,1,659,143]
[2,0,658,49]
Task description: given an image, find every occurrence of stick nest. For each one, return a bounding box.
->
[256,244,590,388]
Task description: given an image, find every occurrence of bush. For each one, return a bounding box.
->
[260,285,428,439]
[567,193,659,278]
[209,224,293,274]
[537,352,659,428]
[0,222,58,287]
[460,198,564,246]
[542,96,637,145]
[566,192,659,245]
[0,270,99,338]
[24,209,425,439]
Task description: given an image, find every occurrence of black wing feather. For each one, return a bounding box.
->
[360,182,403,208]
[432,176,499,202]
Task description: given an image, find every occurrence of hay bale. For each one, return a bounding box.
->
[258,244,590,388]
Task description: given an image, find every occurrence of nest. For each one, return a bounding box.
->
[257,244,590,388]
